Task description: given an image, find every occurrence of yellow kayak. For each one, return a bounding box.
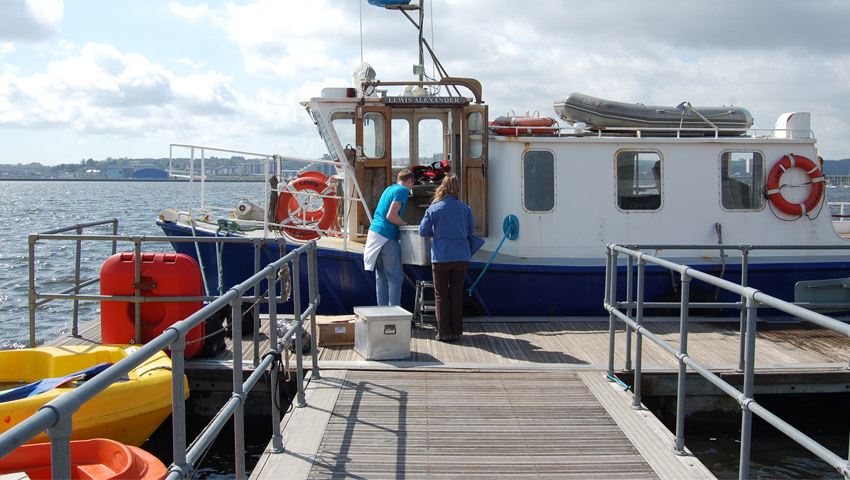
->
[0,345,188,446]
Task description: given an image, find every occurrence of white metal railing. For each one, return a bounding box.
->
[831,201,850,221]
[604,243,850,479]
[168,144,373,251]
[489,123,815,140]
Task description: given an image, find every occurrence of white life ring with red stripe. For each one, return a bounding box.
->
[765,154,825,216]
[275,173,337,241]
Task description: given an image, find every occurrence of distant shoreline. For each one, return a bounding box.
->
[0,178,264,182]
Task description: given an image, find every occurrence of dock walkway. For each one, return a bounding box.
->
[250,369,712,479]
[54,316,849,478]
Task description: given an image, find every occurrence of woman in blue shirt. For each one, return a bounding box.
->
[418,173,476,341]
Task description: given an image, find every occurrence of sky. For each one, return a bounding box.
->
[2,0,850,165]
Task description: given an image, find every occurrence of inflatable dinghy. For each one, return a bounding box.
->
[554,93,753,136]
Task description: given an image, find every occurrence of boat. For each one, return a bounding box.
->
[0,438,167,480]
[554,92,753,135]
[0,345,187,446]
[155,1,850,318]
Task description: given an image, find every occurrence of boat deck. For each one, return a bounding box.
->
[55,317,849,479]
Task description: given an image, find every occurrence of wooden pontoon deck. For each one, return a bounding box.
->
[55,316,849,479]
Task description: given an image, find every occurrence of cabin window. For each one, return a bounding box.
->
[417,118,444,165]
[331,112,356,151]
[616,151,662,210]
[720,151,764,210]
[522,150,555,212]
[467,112,484,159]
[362,112,386,159]
[392,118,411,167]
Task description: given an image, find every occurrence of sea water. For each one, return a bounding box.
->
[0,180,265,348]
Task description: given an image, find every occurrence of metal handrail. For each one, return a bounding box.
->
[831,201,850,220]
[489,124,815,140]
[30,219,120,339]
[2,239,322,480]
[28,231,288,348]
[168,143,374,252]
[604,243,850,479]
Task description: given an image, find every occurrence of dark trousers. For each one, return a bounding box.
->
[432,261,468,337]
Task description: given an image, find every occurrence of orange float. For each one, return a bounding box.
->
[765,154,825,216]
[490,115,558,136]
[0,438,167,480]
[100,252,205,358]
[275,174,338,241]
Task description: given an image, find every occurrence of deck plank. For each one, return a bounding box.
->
[57,316,849,372]
[254,370,661,479]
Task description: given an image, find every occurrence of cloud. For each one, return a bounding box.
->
[0,44,14,60]
[5,0,850,161]
[0,0,63,42]
[169,2,210,23]
[0,42,241,134]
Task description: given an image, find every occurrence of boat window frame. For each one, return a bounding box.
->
[328,109,358,158]
[614,148,664,213]
[718,149,766,212]
[415,115,446,166]
[521,148,557,214]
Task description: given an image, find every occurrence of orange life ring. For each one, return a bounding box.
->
[288,171,330,222]
[275,176,337,241]
[766,154,825,216]
[490,116,558,136]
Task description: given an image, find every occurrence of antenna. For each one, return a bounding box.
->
[359,0,364,63]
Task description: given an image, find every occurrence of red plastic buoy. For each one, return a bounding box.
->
[100,252,205,358]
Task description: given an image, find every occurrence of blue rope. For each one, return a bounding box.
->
[467,215,519,296]
[606,373,631,391]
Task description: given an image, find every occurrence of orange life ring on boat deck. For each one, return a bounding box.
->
[288,171,330,222]
[490,116,558,136]
[275,176,337,241]
[766,154,825,216]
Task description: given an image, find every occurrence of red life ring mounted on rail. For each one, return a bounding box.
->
[275,173,338,241]
[490,115,559,136]
[765,154,825,217]
[287,171,329,223]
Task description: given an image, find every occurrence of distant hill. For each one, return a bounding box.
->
[823,159,850,175]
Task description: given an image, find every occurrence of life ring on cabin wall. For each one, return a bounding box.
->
[275,174,337,241]
[490,116,558,136]
[765,154,825,216]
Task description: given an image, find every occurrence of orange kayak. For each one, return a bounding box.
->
[0,438,167,480]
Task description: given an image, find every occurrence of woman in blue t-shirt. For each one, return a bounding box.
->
[418,173,478,341]
[363,169,414,306]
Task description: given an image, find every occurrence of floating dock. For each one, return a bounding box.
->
[50,316,850,478]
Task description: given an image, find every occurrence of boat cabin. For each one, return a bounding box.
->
[304,77,490,239]
[304,73,841,263]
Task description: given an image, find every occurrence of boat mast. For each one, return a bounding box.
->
[418,1,425,82]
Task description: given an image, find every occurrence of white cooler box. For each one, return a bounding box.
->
[399,225,431,266]
[354,306,412,360]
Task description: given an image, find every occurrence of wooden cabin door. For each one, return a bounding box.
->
[461,105,489,236]
[355,105,392,236]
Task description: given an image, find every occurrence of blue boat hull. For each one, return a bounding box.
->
[158,221,850,316]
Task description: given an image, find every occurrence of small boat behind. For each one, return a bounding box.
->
[0,345,187,446]
[554,92,753,135]
[0,438,166,480]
